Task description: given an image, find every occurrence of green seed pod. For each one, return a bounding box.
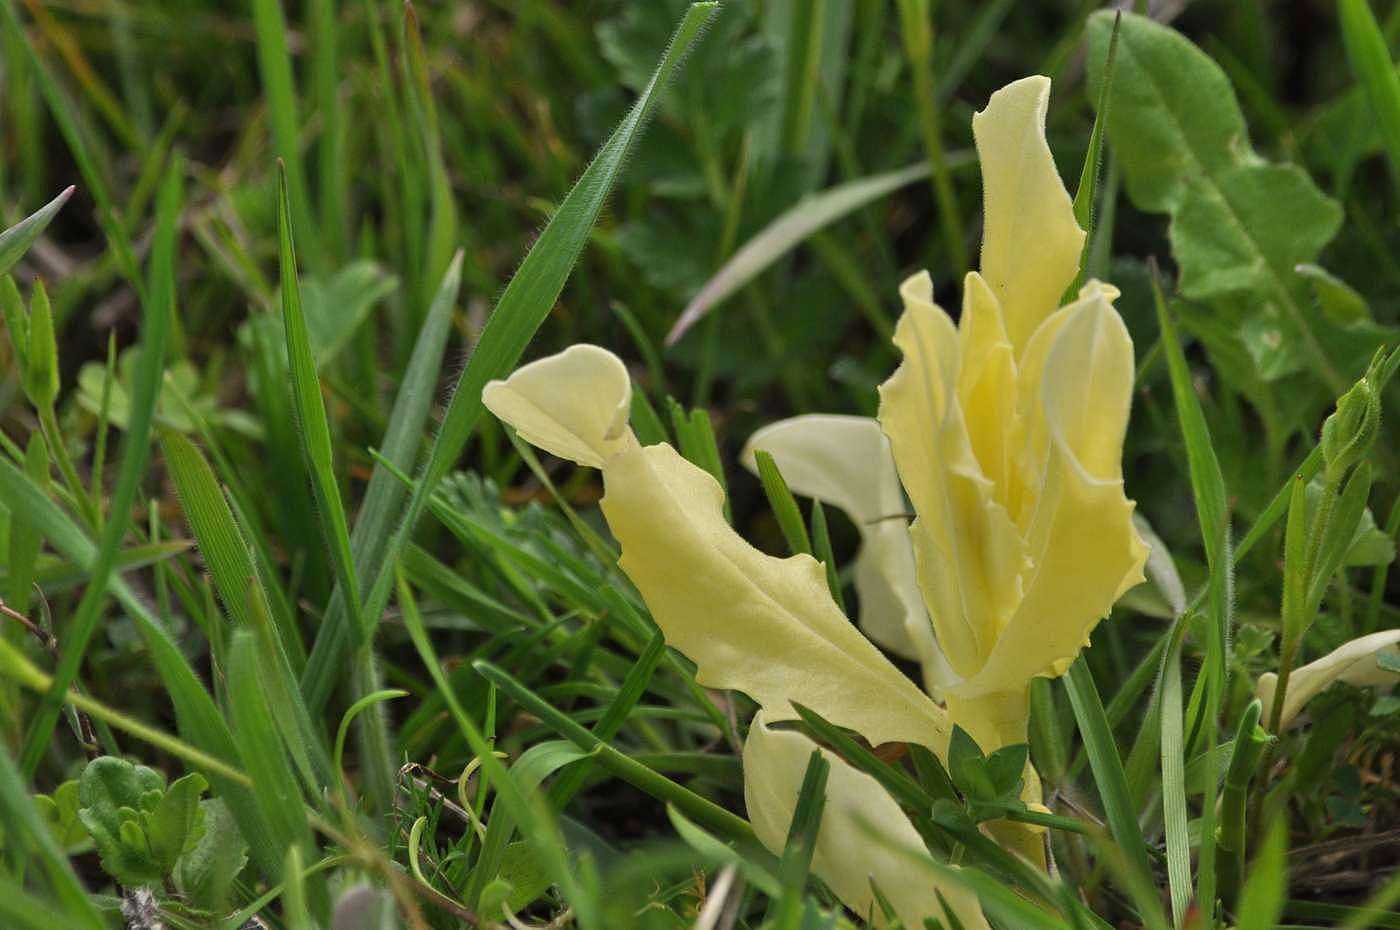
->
[1320,375,1380,477]
[22,278,58,411]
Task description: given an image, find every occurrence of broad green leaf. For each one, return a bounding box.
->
[1296,263,1371,326]
[1087,12,1354,392]
[76,756,168,886]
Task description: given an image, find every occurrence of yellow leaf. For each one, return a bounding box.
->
[743,712,989,929]
[975,75,1085,355]
[1257,629,1400,729]
[741,415,952,691]
[484,346,951,753]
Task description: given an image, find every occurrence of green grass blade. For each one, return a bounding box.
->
[1235,821,1286,930]
[306,1,719,687]
[753,450,813,556]
[301,251,463,710]
[547,630,668,810]
[226,629,323,912]
[275,162,363,632]
[1339,0,1400,188]
[1159,621,1190,929]
[1067,11,1121,297]
[1063,659,1162,919]
[19,158,180,775]
[1235,445,1324,562]
[770,750,829,930]
[473,657,756,846]
[162,430,333,793]
[0,185,72,277]
[403,0,458,300]
[896,0,968,277]
[252,0,321,267]
[666,160,966,345]
[1151,267,1232,920]
[309,0,345,260]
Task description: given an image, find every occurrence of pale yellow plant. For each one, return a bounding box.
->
[482,75,1146,927]
[1256,629,1400,729]
[749,76,1149,765]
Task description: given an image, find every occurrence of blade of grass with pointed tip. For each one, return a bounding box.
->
[754,450,813,556]
[275,162,363,637]
[0,2,140,289]
[1067,11,1121,298]
[770,750,829,930]
[19,160,180,775]
[548,629,668,810]
[304,1,720,691]
[0,185,72,277]
[1151,268,1232,919]
[667,160,972,345]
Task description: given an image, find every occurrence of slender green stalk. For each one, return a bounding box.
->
[896,0,967,277]
[1339,0,1400,191]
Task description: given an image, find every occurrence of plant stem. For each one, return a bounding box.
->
[898,0,968,277]
[39,405,96,529]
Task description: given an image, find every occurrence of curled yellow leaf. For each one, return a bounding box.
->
[743,712,988,929]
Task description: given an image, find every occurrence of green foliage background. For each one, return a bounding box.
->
[0,1,1397,928]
